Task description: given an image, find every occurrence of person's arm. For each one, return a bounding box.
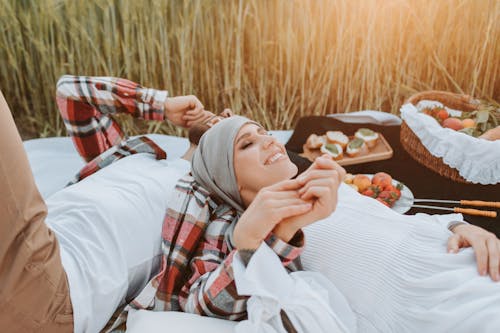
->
[179,214,304,320]
[263,231,304,272]
[56,75,168,161]
[56,75,167,121]
[56,75,208,162]
[419,213,500,281]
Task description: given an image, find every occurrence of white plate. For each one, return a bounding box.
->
[363,174,414,214]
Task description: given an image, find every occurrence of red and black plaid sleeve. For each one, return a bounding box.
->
[56,75,167,162]
[56,75,168,184]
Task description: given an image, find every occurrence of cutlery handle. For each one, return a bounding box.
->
[460,200,500,208]
[454,207,497,218]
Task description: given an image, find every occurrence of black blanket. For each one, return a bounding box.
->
[285,116,500,236]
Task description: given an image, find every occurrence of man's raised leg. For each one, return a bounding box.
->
[0,91,73,332]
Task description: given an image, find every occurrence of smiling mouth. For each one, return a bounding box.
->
[265,152,286,165]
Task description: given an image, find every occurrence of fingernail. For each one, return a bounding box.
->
[481,270,487,276]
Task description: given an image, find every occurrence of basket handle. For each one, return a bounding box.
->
[406,90,479,112]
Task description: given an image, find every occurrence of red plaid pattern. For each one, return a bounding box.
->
[151,174,303,318]
[56,75,168,183]
[108,175,304,330]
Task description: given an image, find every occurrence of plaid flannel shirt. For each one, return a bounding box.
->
[56,75,168,184]
[135,175,303,315]
[107,175,304,331]
[56,75,305,330]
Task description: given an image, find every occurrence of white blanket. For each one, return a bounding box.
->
[27,128,493,333]
[24,132,293,199]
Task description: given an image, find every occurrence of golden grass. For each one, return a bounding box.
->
[0,0,498,138]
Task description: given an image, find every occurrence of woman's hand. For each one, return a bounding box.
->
[233,179,312,250]
[296,155,346,220]
[164,95,209,128]
[274,155,345,240]
[448,224,500,281]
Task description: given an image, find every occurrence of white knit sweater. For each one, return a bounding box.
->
[301,184,500,333]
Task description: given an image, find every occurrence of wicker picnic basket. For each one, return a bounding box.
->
[400,91,480,183]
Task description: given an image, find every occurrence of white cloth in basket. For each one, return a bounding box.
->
[400,103,500,184]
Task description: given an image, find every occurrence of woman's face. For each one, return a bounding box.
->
[233,123,298,206]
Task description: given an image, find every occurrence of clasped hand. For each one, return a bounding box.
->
[164,95,214,128]
[233,155,346,250]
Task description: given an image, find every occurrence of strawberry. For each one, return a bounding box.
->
[361,184,382,198]
[383,185,401,199]
[376,197,390,207]
[362,188,377,198]
[432,107,445,117]
[437,109,449,121]
[377,190,398,207]
[368,184,382,195]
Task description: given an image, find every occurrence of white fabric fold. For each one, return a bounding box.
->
[413,212,465,230]
[24,133,294,199]
[328,110,402,126]
[400,103,500,184]
[233,243,357,333]
[126,309,236,333]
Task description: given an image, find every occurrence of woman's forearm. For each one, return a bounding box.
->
[273,222,301,243]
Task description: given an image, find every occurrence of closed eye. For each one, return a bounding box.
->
[236,126,268,150]
[241,141,253,149]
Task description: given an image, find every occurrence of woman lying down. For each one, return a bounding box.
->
[120,116,500,332]
[3,77,499,332]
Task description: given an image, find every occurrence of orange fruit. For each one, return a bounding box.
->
[372,172,393,188]
[353,174,371,192]
[462,118,475,128]
[442,118,464,131]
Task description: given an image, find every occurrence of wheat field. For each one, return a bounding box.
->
[0,0,498,138]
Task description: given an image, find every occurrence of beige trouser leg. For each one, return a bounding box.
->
[0,91,73,332]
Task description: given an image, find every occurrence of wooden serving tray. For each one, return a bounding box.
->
[300,134,393,166]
